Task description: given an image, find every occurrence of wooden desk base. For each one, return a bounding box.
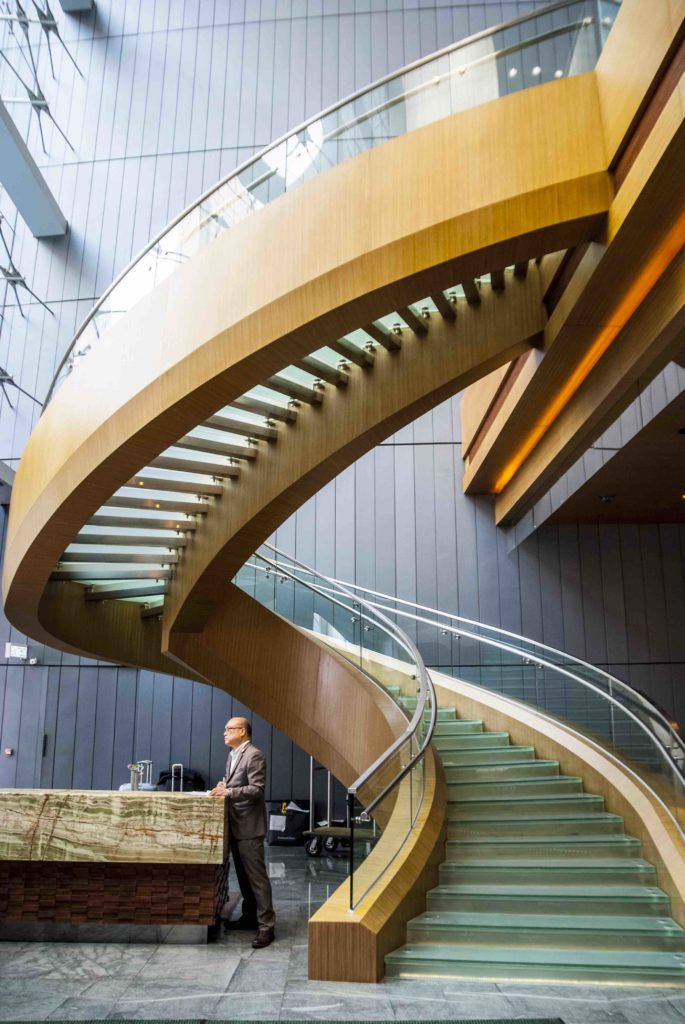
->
[0,859,229,928]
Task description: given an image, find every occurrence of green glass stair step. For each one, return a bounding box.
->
[439,859,657,885]
[440,746,535,766]
[447,793,604,820]
[384,942,685,983]
[448,813,625,839]
[446,835,642,860]
[432,719,484,735]
[433,731,510,749]
[407,910,685,951]
[400,696,455,717]
[447,777,583,800]
[444,760,560,784]
[427,882,671,916]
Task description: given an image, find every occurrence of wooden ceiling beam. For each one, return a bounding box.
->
[431,291,457,320]
[363,322,401,351]
[495,243,685,525]
[461,279,481,305]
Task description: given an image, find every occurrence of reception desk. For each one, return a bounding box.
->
[0,790,229,942]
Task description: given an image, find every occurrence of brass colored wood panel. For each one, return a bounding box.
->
[460,363,512,457]
[496,228,685,523]
[163,281,545,640]
[468,75,685,508]
[463,349,543,490]
[595,0,684,164]
[165,589,447,982]
[308,749,446,983]
[0,791,227,864]
[3,73,609,657]
[167,584,408,789]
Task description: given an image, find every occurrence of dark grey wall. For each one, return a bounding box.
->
[275,398,685,722]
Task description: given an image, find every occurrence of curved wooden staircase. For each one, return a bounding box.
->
[3,0,685,984]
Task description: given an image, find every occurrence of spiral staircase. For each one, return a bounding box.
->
[4,0,685,984]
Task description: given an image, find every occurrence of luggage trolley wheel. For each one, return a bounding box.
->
[323,835,339,852]
[305,835,322,857]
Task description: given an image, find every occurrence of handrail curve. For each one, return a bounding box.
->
[258,556,685,837]
[236,542,438,911]
[44,0,613,406]
[260,543,437,815]
[326,578,685,764]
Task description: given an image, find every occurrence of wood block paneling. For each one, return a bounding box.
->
[0,860,228,926]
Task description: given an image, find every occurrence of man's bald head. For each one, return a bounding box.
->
[223,716,252,749]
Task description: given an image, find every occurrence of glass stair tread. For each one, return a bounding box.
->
[409,911,685,935]
[447,834,640,849]
[448,791,597,805]
[387,944,685,967]
[447,778,583,799]
[433,733,511,748]
[441,857,653,870]
[384,943,685,982]
[440,747,535,765]
[444,761,561,781]
[433,720,484,733]
[429,882,669,900]
[449,819,626,839]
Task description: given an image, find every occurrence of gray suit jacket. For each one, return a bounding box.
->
[223,742,268,840]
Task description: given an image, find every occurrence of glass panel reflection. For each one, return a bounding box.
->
[47,0,617,404]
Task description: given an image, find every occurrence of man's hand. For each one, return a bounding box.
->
[209,781,228,797]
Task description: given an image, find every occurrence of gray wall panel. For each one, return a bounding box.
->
[91,668,118,790]
[190,680,213,783]
[112,668,138,789]
[52,667,79,789]
[0,666,21,788]
[72,667,98,789]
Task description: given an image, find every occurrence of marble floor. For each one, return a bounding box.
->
[2,847,685,1022]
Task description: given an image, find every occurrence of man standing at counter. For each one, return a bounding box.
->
[210,717,276,948]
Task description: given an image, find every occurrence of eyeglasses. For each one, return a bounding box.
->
[224,726,243,732]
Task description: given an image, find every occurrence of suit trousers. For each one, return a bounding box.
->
[229,832,275,932]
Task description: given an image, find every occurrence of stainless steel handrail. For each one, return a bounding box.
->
[325,577,685,763]
[250,543,437,816]
[254,556,685,820]
[448,675,685,842]
[43,0,608,407]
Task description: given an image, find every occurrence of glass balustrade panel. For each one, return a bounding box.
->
[47,0,619,404]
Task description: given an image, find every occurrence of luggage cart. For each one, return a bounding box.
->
[303,757,375,857]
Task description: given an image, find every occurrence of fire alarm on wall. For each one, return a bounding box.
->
[4,643,28,660]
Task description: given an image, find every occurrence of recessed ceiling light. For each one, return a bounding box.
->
[508,67,518,78]
[532,65,541,76]
[554,69,564,78]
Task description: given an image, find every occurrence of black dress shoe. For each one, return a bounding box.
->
[252,928,275,948]
[224,916,258,930]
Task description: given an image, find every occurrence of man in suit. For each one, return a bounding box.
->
[210,717,276,948]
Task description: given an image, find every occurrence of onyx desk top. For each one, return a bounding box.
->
[0,790,227,864]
